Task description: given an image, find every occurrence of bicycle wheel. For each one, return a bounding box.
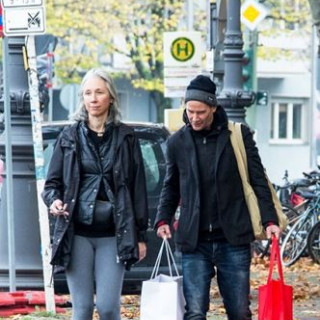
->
[280,210,315,267]
[307,221,320,264]
[251,239,271,258]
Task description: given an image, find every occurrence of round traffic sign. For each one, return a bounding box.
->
[170,37,195,62]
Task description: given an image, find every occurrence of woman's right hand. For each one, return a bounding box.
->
[50,199,69,218]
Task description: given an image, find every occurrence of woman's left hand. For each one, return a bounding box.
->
[138,242,147,261]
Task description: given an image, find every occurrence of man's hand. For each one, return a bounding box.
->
[156,224,172,239]
[266,224,281,240]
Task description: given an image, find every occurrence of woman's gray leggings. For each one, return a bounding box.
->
[65,235,125,320]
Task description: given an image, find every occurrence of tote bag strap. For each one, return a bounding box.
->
[267,236,284,283]
[261,236,286,316]
[150,238,180,279]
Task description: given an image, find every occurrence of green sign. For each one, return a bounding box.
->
[256,91,268,106]
[170,37,195,62]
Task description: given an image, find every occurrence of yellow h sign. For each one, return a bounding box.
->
[171,37,195,62]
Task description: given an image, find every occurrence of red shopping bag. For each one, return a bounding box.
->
[258,236,293,320]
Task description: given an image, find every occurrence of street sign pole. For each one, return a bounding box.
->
[2,36,16,292]
[25,35,56,313]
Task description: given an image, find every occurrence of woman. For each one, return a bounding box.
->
[42,68,148,320]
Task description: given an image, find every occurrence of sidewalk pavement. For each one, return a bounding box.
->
[8,257,316,320]
[119,257,320,320]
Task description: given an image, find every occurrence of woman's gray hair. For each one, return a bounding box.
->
[70,68,121,124]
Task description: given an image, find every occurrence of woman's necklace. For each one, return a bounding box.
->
[88,124,105,137]
[96,130,105,137]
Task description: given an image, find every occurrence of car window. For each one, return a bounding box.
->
[43,142,55,174]
[139,138,161,194]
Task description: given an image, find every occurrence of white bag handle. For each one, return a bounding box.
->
[151,238,165,278]
[150,238,180,279]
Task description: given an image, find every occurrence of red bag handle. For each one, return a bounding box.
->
[267,236,284,284]
[260,236,290,318]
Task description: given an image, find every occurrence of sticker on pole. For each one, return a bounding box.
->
[241,0,268,31]
[3,6,46,36]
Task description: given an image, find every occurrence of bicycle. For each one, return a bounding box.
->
[252,170,318,260]
[280,181,320,267]
[274,170,310,212]
[251,204,300,258]
[307,219,320,264]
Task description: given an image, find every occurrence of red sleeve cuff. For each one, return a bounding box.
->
[263,222,275,230]
[156,220,167,229]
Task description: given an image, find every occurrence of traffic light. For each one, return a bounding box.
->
[242,48,254,91]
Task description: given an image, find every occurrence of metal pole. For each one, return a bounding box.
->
[47,42,55,122]
[25,35,56,312]
[311,27,318,168]
[317,53,320,166]
[2,36,16,292]
[217,0,254,123]
[208,0,226,92]
[186,0,193,31]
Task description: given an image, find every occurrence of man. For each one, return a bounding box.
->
[155,75,281,320]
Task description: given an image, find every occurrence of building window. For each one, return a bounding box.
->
[270,101,304,144]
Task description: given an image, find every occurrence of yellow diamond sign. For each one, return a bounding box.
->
[243,5,260,23]
[241,0,268,31]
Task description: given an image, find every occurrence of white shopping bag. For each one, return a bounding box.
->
[140,239,185,320]
[140,274,185,320]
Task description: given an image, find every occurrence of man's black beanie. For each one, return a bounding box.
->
[184,75,217,107]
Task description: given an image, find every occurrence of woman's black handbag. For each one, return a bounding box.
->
[94,199,114,225]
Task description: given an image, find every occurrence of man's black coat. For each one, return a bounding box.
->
[155,106,278,252]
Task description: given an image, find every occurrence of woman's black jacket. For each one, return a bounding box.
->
[155,107,278,252]
[42,121,148,269]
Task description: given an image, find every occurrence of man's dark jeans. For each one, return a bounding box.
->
[182,241,252,320]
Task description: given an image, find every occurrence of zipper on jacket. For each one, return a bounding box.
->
[209,223,212,232]
[203,137,207,144]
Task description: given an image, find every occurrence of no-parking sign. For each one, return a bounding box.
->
[1,0,46,36]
